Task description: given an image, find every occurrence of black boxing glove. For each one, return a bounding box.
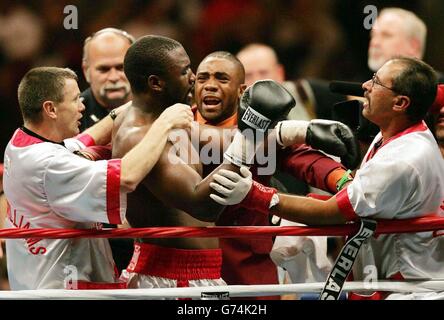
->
[276,119,361,169]
[238,80,295,133]
[224,80,295,167]
[306,120,360,169]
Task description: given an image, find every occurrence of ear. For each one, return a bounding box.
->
[42,101,57,120]
[238,83,247,98]
[82,62,91,83]
[148,75,165,93]
[393,95,411,113]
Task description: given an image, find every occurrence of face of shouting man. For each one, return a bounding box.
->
[195,55,246,125]
[54,78,86,139]
[362,60,406,128]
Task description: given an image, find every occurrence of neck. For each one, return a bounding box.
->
[131,94,165,117]
[440,144,444,159]
[24,121,64,143]
[379,118,415,142]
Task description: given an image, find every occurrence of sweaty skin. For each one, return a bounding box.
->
[112,105,240,250]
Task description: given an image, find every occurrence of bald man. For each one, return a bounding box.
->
[368,8,426,72]
[80,28,135,131]
[79,28,136,273]
[237,43,313,121]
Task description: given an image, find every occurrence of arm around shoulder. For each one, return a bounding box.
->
[119,103,193,192]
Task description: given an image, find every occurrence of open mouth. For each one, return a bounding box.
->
[202,96,222,109]
[362,99,369,109]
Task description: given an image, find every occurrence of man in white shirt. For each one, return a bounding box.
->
[213,57,444,299]
[3,66,193,290]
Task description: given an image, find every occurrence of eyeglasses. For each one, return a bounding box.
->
[371,73,397,93]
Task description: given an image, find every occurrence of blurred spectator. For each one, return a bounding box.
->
[236,43,313,120]
[237,43,338,289]
[368,7,426,72]
[80,28,134,131]
[0,5,44,61]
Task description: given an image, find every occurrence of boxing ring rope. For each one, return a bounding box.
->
[1,215,444,299]
[1,215,444,239]
[1,281,444,300]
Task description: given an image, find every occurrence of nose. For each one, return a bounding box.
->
[203,75,220,91]
[369,33,380,49]
[107,68,121,82]
[362,79,372,92]
[79,99,86,113]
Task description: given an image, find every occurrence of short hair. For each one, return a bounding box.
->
[390,57,437,122]
[124,35,183,94]
[202,51,245,83]
[18,67,78,123]
[82,27,135,63]
[380,8,427,58]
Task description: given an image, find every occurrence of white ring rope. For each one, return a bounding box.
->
[1,280,444,300]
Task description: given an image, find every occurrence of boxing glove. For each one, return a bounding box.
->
[276,119,360,169]
[238,80,295,134]
[224,80,295,166]
[306,120,360,169]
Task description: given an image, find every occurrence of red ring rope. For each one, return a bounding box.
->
[0,216,443,239]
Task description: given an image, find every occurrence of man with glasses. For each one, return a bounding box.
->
[80,28,135,131]
[212,57,444,299]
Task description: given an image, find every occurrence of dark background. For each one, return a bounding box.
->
[1,0,443,156]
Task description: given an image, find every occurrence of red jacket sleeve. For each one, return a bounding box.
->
[279,144,345,192]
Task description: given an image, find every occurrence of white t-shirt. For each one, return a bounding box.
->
[336,122,444,281]
[3,128,126,290]
[270,218,332,283]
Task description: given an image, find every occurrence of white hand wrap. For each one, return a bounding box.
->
[275,120,309,147]
[223,130,259,167]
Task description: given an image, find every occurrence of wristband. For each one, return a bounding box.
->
[239,180,277,215]
[336,169,353,191]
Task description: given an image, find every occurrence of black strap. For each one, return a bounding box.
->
[20,126,65,147]
[319,219,377,300]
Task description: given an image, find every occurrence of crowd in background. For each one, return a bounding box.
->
[1,0,444,294]
[3,0,444,156]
